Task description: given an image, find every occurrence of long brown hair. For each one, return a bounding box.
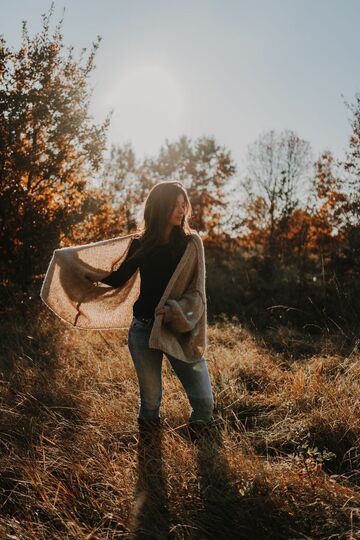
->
[130,181,195,260]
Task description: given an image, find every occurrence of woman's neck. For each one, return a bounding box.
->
[161,224,174,243]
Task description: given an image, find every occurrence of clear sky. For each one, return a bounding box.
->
[2,0,360,174]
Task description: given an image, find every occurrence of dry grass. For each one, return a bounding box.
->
[0,305,359,539]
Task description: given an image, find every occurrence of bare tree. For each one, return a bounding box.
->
[243,129,313,256]
[339,92,360,223]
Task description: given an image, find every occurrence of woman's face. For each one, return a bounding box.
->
[168,193,186,227]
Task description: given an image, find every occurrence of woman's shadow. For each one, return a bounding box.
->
[129,419,297,540]
[192,420,254,540]
[192,421,298,540]
[129,419,170,540]
[128,419,252,540]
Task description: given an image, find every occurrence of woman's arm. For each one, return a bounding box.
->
[98,238,141,288]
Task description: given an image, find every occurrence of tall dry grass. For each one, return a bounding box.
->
[0,303,359,539]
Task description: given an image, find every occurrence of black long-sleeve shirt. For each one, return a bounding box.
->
[99,237,187,319]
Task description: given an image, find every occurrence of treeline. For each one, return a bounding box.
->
[1,7,359,343]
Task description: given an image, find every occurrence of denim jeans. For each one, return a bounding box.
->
[127,316,214,424]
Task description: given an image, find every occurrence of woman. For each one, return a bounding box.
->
[97,181,214,431]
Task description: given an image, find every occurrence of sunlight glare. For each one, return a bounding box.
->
[104,64,186,154]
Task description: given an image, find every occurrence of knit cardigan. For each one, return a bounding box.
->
[40,231,207,363]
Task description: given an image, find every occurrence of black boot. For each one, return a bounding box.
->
[137,417,162,430]
[188,418,223,445]
[137,417,162,445]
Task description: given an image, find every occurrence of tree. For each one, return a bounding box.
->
[140,135,237,236]
[306,151,348,253]
[0,4,111,289]
[340,92,360,222]
[100,142,148,232]
[337,93,360,270]
[241,129,313,257]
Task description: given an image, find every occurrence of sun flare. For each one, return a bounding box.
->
[105,64,186,151]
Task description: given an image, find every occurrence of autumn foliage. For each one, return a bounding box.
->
[0,8,359,345]
[0,8,112,291]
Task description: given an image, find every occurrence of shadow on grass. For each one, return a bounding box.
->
[128,418,302,540]
[0,299,89,527]
[191,421,299,540]
[129,419,170,540]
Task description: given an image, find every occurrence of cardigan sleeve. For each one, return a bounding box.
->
[163,249,206,333]
[98,238,141,288]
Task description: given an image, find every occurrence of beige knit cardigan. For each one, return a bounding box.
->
[40,231,207,363]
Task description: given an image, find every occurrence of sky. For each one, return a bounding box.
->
[2,0,360,177]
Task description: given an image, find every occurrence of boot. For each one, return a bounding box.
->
[137,417,162,445]
[137,417,162,430]
[188,418,222,446]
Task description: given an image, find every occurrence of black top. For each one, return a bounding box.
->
[99,237,188,319]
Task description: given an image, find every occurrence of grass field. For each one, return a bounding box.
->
[0,305,359,539]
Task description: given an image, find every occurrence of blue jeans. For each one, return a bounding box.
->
[128,316,214,424]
